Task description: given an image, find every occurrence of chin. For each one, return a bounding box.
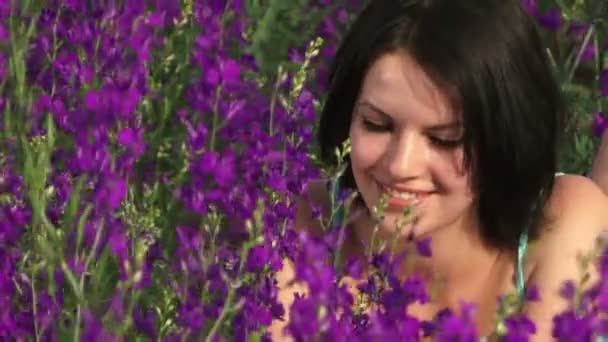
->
[377,213,426,240]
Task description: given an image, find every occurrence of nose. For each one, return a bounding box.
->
[382,132,428,179]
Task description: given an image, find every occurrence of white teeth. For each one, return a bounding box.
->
[385,190,419,200]
[379,183,428,201]
[396,192,416,199]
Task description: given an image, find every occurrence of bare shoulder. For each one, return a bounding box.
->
[523,174,608,339]
[535,174,608,260]
[546,175,608,238]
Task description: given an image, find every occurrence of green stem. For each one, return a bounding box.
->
[32,271,41,342]
[333,202,351,271]
[208,85,223,151]
[74,304,82,342]
[72,219,104,341]
[367,223,380,261]
[208,0,232,152]
[268,66,283,137]
[567,25,594,83]
[49,7,62,97]
[204,240,253,342]
[594,30,603,113]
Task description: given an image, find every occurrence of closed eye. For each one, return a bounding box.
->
[429,136,463,149]
[361,117,462,149]
[362,118,391,132]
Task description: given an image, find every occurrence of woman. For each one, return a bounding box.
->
[272,0,608,340]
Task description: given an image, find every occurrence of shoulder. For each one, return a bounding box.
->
[523,174,608,338]
[534,174,608,267]
[547,174,608,219]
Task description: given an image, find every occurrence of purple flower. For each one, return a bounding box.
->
[94,176,127,210]
[196,151,219,175]
[536,7,562,32]
[344,256,364,279]
[286,294,321,340]
[108,230,128,260]
[415,237,432,257]
[133,306,157,339]
[434,305,478,342]
[382,274,429,317]
[117,127,145,156]
[504,314,536,341]
[214,153,237,187]
[220,58,241,86]
[560,280,577,301]
[552,310,593,340]
[567,22,590,41]
[582,45,596,62]
[525,285,541,302]
[83,310,117,342]
[177,303,206,333]
[247,245,272,272]
[520,0,538,17]
[592,112,608,138]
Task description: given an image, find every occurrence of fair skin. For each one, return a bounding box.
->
[270,51,608,341]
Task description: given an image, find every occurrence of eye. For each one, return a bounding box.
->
[362,118,391,132]
[429,136,463,149]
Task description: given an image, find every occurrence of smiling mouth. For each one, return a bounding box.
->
[376,182,434,210]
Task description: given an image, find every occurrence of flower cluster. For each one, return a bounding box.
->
[0,0,607,341]
[521,0,608,173]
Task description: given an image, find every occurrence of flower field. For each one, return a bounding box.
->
[1,0,608,340]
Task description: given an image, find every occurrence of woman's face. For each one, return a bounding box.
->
[349,51,476,245]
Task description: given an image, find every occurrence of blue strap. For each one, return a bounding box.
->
[516,228,529,300]
[515,175,566,300]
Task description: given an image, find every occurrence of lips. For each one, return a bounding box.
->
[376,182,433,210]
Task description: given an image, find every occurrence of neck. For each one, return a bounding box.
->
[346,208,513,308]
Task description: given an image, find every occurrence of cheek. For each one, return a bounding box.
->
[349,126,388,171]
[429,149,473,193]
[437,163,474,200]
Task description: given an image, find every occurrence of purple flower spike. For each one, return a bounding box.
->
[117,127,145,156]
[592,112,608,138]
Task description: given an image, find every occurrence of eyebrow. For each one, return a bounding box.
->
[355,100,461,131]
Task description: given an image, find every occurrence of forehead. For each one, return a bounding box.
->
[358,51,458,124]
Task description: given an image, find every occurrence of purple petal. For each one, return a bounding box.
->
[592,112,608,138]
[520,0,538,17]
[415,237,432,258]
[600,70,608,97]
[537,7,562,32]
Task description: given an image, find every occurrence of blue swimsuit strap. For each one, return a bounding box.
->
[516,186,548,302]
[516,228,529,300]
